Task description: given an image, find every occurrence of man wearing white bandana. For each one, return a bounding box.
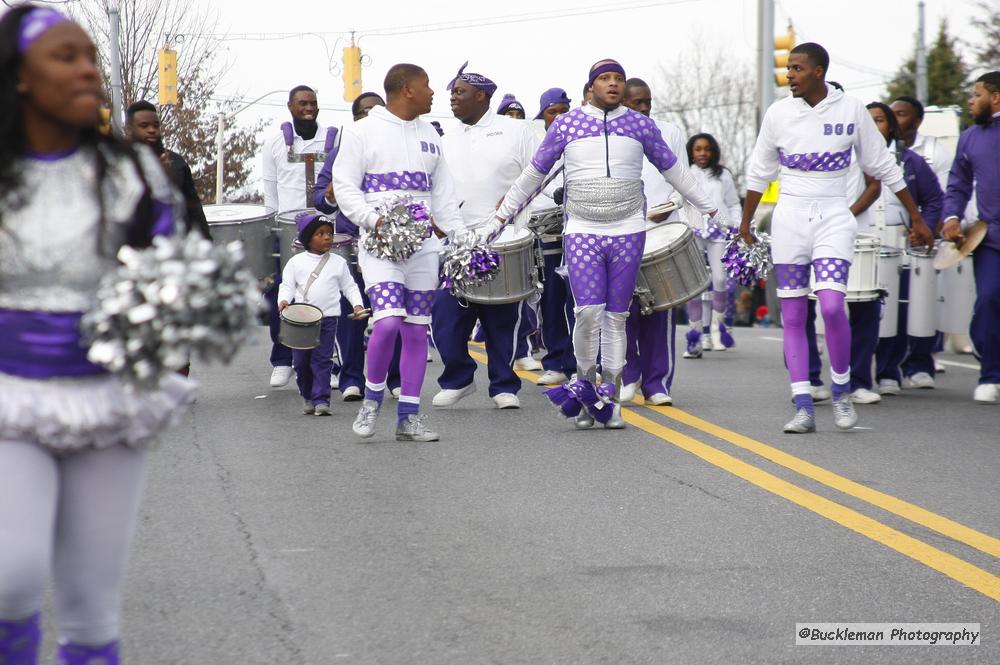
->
[490,59,722,430]
[332,63,464,442]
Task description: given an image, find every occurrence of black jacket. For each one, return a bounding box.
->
[164,149,211,239]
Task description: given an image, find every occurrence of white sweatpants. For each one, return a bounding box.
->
[0,441,147,645]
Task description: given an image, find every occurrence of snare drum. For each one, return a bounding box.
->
[279,303,323,349]
[906,246,938,337]
[936,256,975,334]
[203,204,275,279]
[458,227,539,305]
[634,222,710,314]
[275,209,356,268]
[527,206,564,237]
[877,249,902,337]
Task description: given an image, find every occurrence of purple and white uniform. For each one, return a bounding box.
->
[497,103,716,394]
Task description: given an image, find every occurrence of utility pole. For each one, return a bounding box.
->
[756,0,775,129]
[915,0,928,105]
[107,0,124,134]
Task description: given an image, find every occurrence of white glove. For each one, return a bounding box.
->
[475,217,504,245]
[451,228,474,246]
[667,191,684,209]
[708,208,729,230]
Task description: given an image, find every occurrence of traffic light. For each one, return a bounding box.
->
[98,107,112,136]
[773,24,795,87]
[342,44,362,102]
[158,47,178,106]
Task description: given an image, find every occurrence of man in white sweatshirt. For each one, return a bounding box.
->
[332,63,465,442]
[431,62,539,411]
[739,42,934,434]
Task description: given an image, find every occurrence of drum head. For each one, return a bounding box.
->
[282,303,323,324]
[275,208,319,225]
[644,222,688,252]
[204,204,272,224]
[496,226,531,244]
[330,233,354,248]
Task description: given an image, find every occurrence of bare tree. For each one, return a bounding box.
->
[651,45,757,192]
[74,0,263,203]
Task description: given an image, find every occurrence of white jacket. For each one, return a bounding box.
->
[746,84,905,200]
[641,118,686,220]
[330,106,464,242]
[261,123,329,214]
[277,250,363,318]
[443,113,539,230]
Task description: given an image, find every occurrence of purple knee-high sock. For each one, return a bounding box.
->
[712,290,727,313]
[0,612,41,664]
[782,296,815,413]
[57,640,120,665]
[816,289,851,398]
[397,322,429,422]
[687,298,703,328]
[365,317,403,403]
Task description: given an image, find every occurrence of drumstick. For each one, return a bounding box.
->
[349,308,372,320]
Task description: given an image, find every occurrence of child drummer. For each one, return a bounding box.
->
[278,213,365,415]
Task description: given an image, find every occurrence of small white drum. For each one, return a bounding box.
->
[279,303,323,349]
[877,249,903,338]
[203,204,275,280]
[807,234,880,302]
[845,234,880,302]
[906,246,938,337]
[634,222,710,314]
[458,227,539,305]
[937,256,976,334]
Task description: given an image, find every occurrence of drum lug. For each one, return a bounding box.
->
[635,287,655,316]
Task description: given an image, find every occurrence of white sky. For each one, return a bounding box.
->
[193,0,987,135]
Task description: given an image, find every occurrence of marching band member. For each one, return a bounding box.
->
[332,63,465,441]
[312,92,402,402]
[682,132,742,357]
[941,72,1000,403]
[490,59,721,429]
[891,95,953,188]
[431,62,538,410]
[531,87,577,387]
[261,85,330,389]
[620,77,685,405]
[497,93,526,119]
[0,8,195,663]
[740,43,933,434]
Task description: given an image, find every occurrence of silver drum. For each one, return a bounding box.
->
[203,204,275,280]
[527,206,564,237]
[458,227,539,305]
[634,222,710,314]
[275,208,356,268]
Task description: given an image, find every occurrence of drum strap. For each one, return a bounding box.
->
[301,253,331,301]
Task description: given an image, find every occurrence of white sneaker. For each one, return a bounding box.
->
[432,383,476,407]
[934,359,945,373]
[619,381,639,402]
[973,383,1000,403]
[536,370,568,386]
[492,393,520,409]
[877,379,901,395]
[902,372,935,389]
[513,356,542,371]
[646,392,673,406]
[390,387,401,400]
[269,366,293,387]
[832,393,858,430]
[352,399,381,438]
[849,387,882,404]
[809,384,832,402]
[701,335,715,352]
[330,372,339,390]
[341,386,362,402]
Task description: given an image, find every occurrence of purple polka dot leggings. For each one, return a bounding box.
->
[563,232,645,313]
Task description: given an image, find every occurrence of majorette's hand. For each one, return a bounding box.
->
[739,220,755,246]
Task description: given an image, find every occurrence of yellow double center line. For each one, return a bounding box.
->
[467,344,1000,603]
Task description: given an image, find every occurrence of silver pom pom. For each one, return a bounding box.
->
[81,233,263,388]
[439,234,502,295]
[361,195,432,262]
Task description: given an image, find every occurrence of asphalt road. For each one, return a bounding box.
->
[65,326,999,664]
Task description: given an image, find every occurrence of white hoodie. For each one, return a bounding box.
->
[331,106,464,242]
[746,83,905,201]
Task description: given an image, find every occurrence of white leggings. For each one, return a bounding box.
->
[0,441,147,645]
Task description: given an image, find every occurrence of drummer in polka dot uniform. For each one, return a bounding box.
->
[488,59,721,429]
[332,64,465,442]
[740,43,933,434]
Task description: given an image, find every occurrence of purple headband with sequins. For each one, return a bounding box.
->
[587,61,626,88]
[17,8,70,54]
[447,61,498,98]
